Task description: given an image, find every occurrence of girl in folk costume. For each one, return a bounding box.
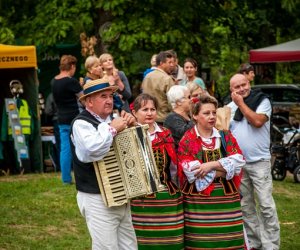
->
[130,93,184,250]
[177,94,246,249]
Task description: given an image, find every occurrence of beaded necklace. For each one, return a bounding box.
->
[201,137,216,150]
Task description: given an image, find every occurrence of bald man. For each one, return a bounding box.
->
[227,74,280,250]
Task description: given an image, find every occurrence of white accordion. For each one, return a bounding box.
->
[93,125,165,207]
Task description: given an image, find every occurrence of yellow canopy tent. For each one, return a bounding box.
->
[0,44,38,69]
[0,44,42,172]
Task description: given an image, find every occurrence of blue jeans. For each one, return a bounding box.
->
[58,124,72,183]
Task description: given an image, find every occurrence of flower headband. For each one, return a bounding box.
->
[191,97,200,104]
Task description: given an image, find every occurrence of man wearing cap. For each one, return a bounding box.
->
[70,78,137,250]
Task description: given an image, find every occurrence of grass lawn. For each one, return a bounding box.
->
[0,172,300,249]
[272,174,300,250]
[0,173,90,250]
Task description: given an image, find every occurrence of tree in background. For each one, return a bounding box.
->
[1,0,300,98]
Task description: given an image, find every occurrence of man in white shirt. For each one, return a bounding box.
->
[228,73,280,250]
[70,78,137,250]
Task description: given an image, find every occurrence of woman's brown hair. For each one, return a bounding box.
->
[59,55,77,71]
[238,63,254,74]
[133,93,159,112]
[183,57,198,69]
[191,94,218,116]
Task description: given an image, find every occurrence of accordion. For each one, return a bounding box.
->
[93,125,165,207]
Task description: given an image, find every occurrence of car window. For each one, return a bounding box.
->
[222,85,300,106]
[259,89,276,101]
[259,88,300,103]
[282,89,300,102]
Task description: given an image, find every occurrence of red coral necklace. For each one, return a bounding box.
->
[201,137,216,149]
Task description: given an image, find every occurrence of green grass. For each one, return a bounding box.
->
[0,173,90,250]
[0,172,300,249]
[272,175,300,250]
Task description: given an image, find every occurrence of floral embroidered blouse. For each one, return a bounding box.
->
[147,123,179,195]
[178,126,245,195]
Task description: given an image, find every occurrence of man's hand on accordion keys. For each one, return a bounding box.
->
[110,111,137,132]
[120,110,138,127]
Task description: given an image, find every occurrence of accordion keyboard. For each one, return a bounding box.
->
[94,125,164,207]
[94,147,128,206]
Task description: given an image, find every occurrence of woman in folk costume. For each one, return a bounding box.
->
[177,94,246,249]
[130,93,184,250]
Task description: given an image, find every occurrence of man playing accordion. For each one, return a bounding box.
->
[70,78,137,250]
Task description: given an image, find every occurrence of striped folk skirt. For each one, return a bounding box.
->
[184,182,244,249]
[131,190,184,250]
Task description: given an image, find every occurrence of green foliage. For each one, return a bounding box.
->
[281,0,300,12]
[1,0,96,47]
[1,0,300,96]
[0,16,15,44]
[275,62,300,83]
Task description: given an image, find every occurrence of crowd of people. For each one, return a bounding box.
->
[47,50,280,250]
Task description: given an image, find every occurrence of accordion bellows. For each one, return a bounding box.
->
[93,125,165,207]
